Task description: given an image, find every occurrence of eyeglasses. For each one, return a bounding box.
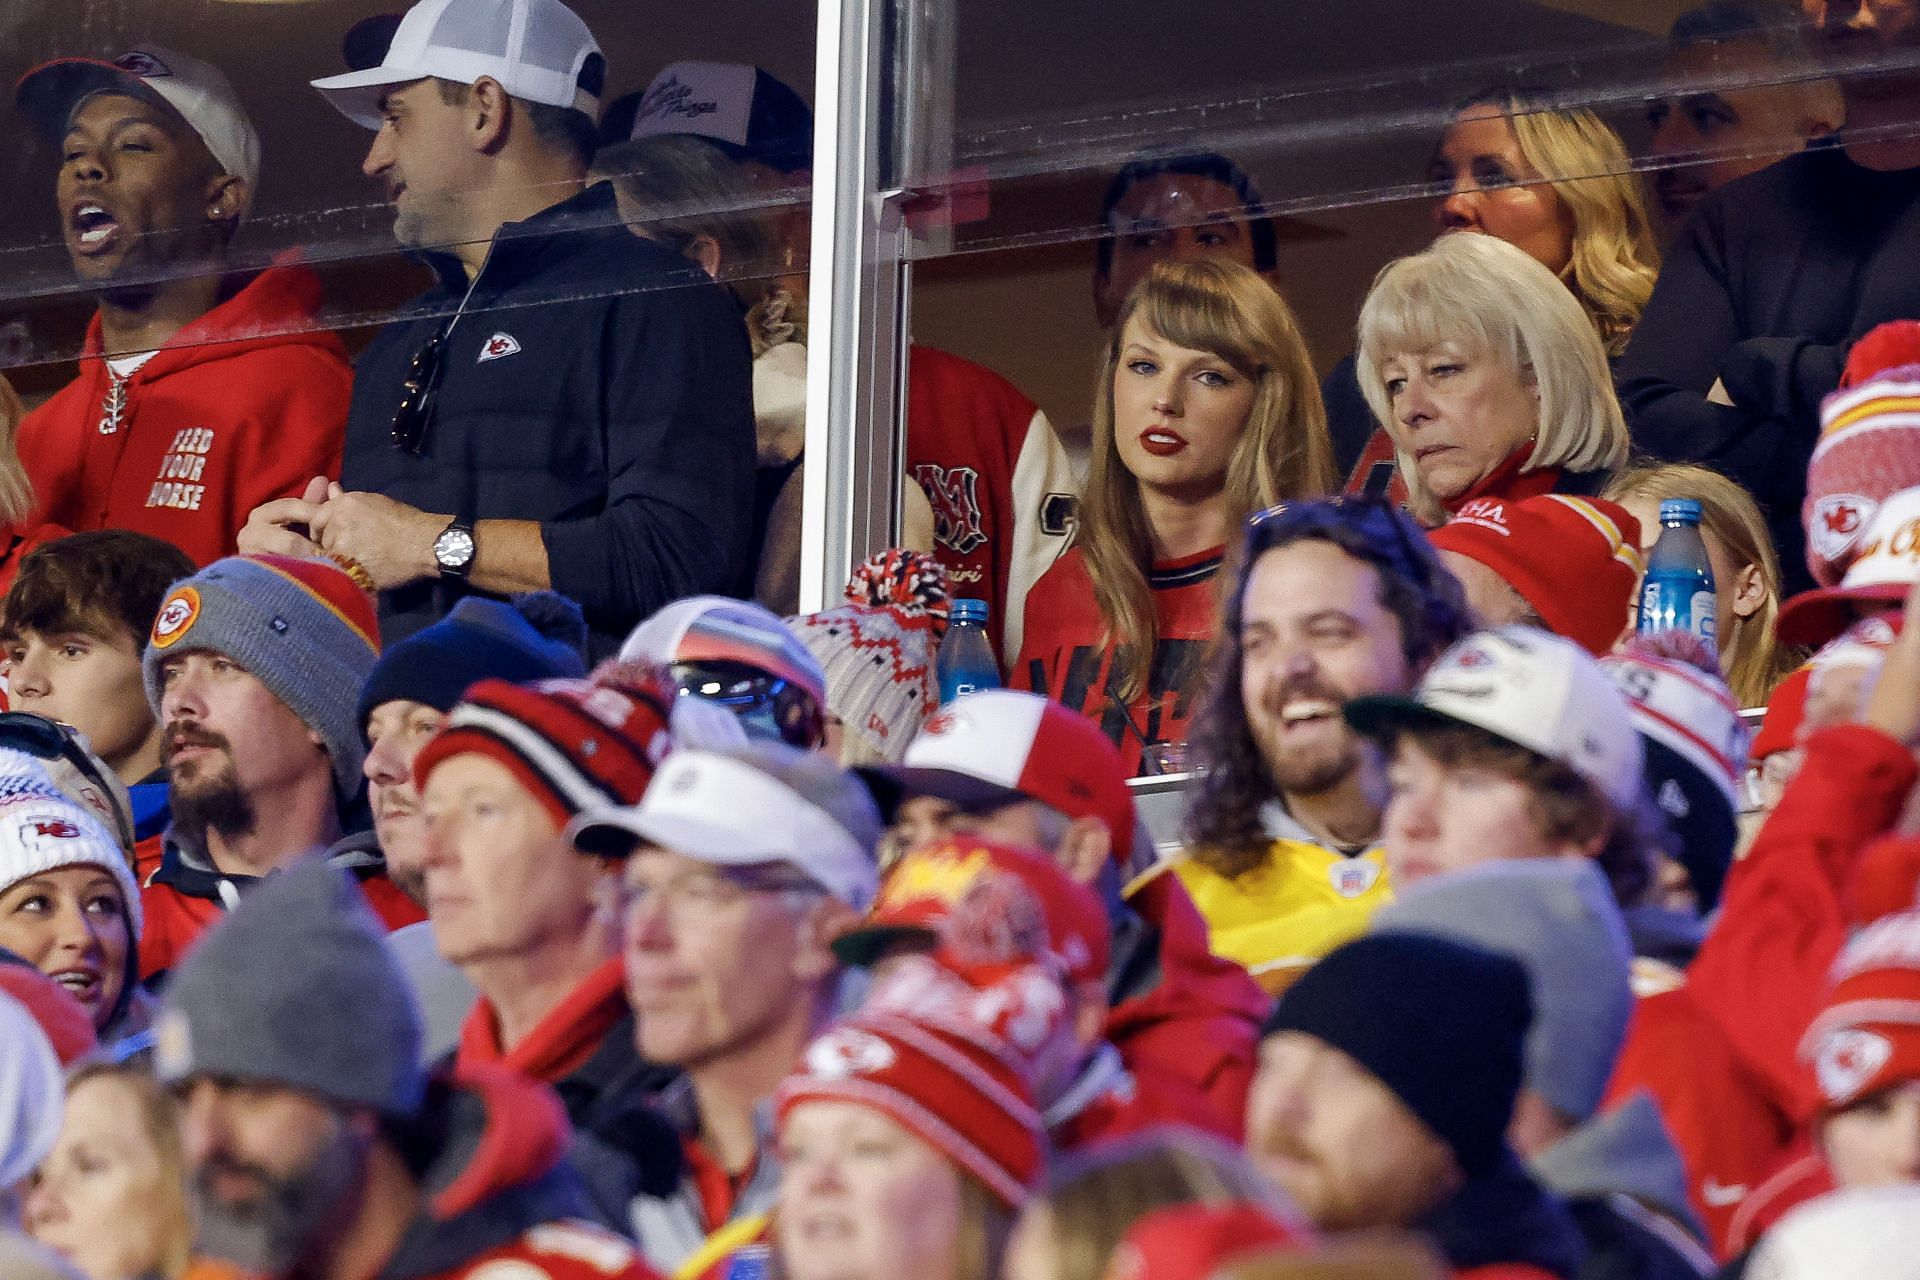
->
[391,323,451,455]
[1246,496,1439,591]
[597,864,825,928]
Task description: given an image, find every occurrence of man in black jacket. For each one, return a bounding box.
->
[242,0,755,659]
[1618,0,1920,593]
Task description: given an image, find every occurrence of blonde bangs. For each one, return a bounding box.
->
[1133,272,1265,379]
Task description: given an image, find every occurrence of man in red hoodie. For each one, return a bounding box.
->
[159,859,655,1280]
[868,688,1269,1133]
[11,47,349,568]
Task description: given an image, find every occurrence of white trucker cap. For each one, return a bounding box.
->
[312,0,605,131]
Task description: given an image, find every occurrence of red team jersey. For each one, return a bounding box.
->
[1011,545,1222,775]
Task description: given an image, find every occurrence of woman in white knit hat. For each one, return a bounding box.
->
[0,751,143,1047]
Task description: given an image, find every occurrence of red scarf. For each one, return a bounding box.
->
[455,955,628,1082]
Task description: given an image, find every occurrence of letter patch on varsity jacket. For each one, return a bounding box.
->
[914,463,988,556]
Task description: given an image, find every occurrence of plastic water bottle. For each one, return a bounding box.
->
[937,599,1001,704]
[1637,498,1717,647]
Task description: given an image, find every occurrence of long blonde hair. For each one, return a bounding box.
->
[1355,233,1629,524]
[1459,93,1661,357]
[1033,1128,1297,1280]
[0,376,34,529]
[56,1064,192,1280]
[1606,461,1799,708]
[1085,260,1336,701]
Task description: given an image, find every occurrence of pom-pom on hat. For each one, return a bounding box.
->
[790,550,949,764]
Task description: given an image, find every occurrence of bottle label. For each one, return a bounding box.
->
[1691,591,1716,644]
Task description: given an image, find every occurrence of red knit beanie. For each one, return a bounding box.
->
[1803,910,1920,1111]
[775,1010,1044,1207]
[413,675,675,825]
[0,962,97,1066]
[1806,339,1920,586]
[1428,495,1644,655]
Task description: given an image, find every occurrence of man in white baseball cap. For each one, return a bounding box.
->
[241,0,756,663]
[10,47,350,569]
[567,742,880,1273]
[1345,625,1660,909]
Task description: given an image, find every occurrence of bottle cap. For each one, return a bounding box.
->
[1659,499,1703,525]
[951,598,989,623]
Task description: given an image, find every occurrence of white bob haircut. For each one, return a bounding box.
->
[1355,232,1629,523]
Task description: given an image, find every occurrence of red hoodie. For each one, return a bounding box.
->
[1107,868,1269,1138]
[17,259,350,568]
[183,1064,659,1280]
[1606,722,1918,1256]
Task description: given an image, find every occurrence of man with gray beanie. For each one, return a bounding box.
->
[1247,930,1587,1279]
[138,553,422,980]
[157,859,654,1279]
[1376,860,1715,1280]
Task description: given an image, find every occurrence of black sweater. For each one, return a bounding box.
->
[341,182,757,658]
[1617,146,1920,593]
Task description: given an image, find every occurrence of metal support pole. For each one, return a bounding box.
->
[798,0,910,613]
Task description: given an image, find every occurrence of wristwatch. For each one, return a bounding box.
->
[432,514,477,581]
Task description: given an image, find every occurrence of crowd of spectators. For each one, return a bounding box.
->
[4,0,1920,1277]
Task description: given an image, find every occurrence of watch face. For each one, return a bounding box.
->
[435,527,476,570]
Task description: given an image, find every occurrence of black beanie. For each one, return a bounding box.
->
[1263,933,1531,1176]
[356,592,587,734]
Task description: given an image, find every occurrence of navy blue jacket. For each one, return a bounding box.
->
[341,182,756,658]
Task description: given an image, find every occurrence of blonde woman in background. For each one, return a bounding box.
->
[1607,460,1799,707]
[1354,232,1630,526]
[1012,259,1336,774]
[1333,92,1659,483]
[1002,1128,1294,1280]
[1432,91,1661,358]
[0,375,44,596]
[25,1064,190,1280]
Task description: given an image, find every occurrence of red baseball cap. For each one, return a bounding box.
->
[832,834,1111,987]
[1428,495,1644,656]
[868,689,1138,863]
[1749,665,1810,761]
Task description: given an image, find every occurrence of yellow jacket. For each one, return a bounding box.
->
[1173,804,1392,992]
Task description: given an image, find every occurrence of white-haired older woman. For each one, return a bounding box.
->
[1355,232,1630,525]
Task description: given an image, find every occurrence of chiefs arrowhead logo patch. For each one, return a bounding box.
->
[150,586,200,648]
[114,51,171,78]
[477,332,522,364]
[1815,1027,1894,1104]
[804,1027,897,1078]
[1810,493,1873,569]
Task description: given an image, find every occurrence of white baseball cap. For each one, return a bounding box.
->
[312,0,605,131]
[620,595,827,708]
[1778,484,1920,650]
[567,747,879,910]
[1346,625,1645,811]
[16,46,261,197]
